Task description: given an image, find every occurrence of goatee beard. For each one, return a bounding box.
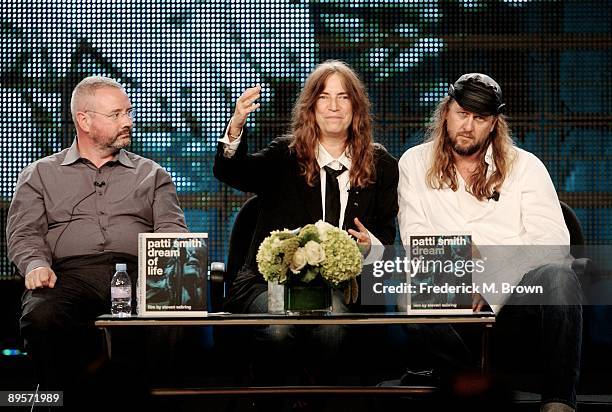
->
[112,137,131,149]
[450,132,486,157]
[452,141,482,156]
[112,130,132,149]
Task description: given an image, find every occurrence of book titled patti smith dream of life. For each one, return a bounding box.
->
[408,234,474,315]
[137,233,208,317]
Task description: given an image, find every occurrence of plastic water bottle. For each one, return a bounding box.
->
[111,263,131,317]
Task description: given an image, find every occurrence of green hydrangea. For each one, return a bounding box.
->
[298,224,320,245]
[257,223,362,287]
[256,230,300,283]
[320,227,363,286]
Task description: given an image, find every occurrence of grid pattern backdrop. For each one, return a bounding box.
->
[1,0,611,279]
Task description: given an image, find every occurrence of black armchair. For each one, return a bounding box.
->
[560,200,585,257]
[559,200,606,291]
[210,196,259,312]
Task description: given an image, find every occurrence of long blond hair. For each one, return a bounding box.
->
[289,60,375,188]
[425,96,516,200]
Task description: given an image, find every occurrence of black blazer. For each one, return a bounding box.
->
[213,134,399,312]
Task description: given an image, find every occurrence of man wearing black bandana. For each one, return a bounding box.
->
[398,73,583,412]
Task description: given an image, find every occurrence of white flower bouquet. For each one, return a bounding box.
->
[256,220,363,288]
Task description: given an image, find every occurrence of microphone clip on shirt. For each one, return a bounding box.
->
[94,181,106,187]
[488,190,500,202]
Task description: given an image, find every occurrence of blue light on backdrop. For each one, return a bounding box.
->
[1,0,610,278]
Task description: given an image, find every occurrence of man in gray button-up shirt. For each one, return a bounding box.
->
[6,76,187,402]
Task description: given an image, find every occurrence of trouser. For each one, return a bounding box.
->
[243,289,350,412]
[20,253,138,409]
[494,262,583,409]
[248,289,350,385]
[393,262,582,409]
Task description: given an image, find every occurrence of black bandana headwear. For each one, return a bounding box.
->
[448,73,506,116]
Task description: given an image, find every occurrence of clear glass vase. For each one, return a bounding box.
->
[267,280,285,314]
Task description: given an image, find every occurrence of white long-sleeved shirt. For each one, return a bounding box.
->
[398,141,570,310]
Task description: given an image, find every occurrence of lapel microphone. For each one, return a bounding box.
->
[489,191,500,202]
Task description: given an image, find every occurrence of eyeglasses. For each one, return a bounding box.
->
[85,109,135,120]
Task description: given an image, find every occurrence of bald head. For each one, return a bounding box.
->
[70,76,126,123]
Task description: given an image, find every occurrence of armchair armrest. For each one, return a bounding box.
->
[210,262,226,312]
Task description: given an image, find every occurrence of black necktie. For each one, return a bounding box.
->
[323,165,347,227]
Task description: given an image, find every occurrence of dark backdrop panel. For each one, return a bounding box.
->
[1,0,610,279]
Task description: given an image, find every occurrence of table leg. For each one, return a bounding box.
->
[103,328,112,360]
[481,324,492,372]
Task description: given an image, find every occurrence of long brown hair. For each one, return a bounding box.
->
[289,60,375,188]
[425,96,516,200]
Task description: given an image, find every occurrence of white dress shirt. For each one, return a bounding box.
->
[398,141,570,311]
[398,142,569,246]
[316,143,351,228]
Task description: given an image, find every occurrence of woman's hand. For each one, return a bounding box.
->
[348,217,372,256]
[229,85,261,140]
[472,293,487,312]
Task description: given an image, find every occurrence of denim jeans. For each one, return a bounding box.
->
[494,262,583,409]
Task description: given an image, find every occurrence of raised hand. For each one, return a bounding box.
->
[229,85,261,140]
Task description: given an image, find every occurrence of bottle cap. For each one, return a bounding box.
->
[116,263,127,271]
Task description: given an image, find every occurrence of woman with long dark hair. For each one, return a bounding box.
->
[214,60,398,314]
